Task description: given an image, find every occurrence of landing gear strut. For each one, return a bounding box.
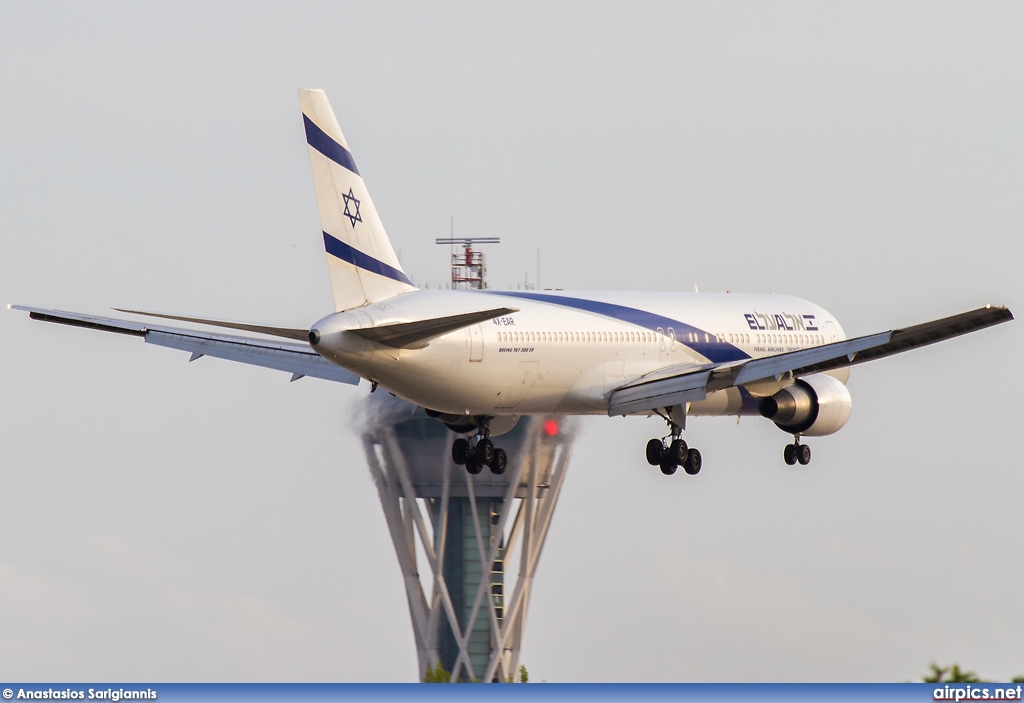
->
[451,421,508,475]
[645,419,701,476]
[783,436,811,466]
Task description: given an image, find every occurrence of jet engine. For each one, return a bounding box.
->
[758,374,852,436]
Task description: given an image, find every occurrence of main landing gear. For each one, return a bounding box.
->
[451,423,508,475]
[783,435,812,466]
[645,424,702,476]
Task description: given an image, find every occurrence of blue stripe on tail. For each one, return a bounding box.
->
[323,232,413,286]
[304,114,360,176]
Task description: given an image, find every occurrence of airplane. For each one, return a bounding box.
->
[12,89,1013,477]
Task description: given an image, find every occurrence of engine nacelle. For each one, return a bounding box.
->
[758,374,852,437]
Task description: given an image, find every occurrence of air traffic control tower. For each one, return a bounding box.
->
[360,239,577,682]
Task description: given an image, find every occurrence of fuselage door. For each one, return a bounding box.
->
[826,320,838,343]
[470,324,484,362]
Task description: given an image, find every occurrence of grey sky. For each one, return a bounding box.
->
[1,1,1021,682]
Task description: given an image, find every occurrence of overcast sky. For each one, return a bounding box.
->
[1,1,1022,683]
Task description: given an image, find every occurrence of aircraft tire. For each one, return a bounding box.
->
[669,439,688,465]
[467,460,484,475]
[784,444,798,465]
[660,461,678,476]
[645,439,664,466]
[797,444,811,465]
[490,448,507,475]
[452,438,470,465]
[477,438,495,465]
[684,448,702,475]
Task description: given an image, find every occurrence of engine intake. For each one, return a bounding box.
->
[758,374,852,437]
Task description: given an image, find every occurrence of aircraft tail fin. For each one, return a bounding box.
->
[300,89,417,311]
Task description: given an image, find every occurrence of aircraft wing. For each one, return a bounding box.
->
[11,305,360,385]
[608,305,1013,416]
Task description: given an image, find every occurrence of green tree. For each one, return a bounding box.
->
[423,661,451,683]
[924,663,981,683]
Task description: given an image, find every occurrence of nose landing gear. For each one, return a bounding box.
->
[783,436,812,465]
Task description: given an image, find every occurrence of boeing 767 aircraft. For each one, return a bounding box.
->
[13,89,1013,477]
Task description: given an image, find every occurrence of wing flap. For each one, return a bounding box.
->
[608,305,1012,416]
[145,330,359,384]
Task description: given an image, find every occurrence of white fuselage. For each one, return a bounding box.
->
[311,289,849,418]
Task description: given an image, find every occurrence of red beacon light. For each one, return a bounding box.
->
[543,419,559,437]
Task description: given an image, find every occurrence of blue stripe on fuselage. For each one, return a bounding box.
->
[304,114,360,176]
[323,232,413,286]
[485,290,749,364]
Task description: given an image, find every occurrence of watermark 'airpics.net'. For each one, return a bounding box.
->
[933,684,1023,701]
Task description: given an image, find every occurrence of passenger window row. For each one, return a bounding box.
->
[752,333,824,346]
[495,329,826,347]
[496,330,659,343]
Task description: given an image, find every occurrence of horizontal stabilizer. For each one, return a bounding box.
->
[608,305,1013,416]
[350,307,518,348]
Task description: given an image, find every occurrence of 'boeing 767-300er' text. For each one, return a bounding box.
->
[13,89,1014,476]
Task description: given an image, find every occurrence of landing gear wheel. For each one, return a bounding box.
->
[797,444,811,465]
[452,438,470,466]
[466,459,484,475]
[684,448,702,475]
[669,439,688,465]
[784,444,798,465]
[660,461,678,476]
[490,448,508,475]
[477,438,495,465]
[645,439,664,466]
